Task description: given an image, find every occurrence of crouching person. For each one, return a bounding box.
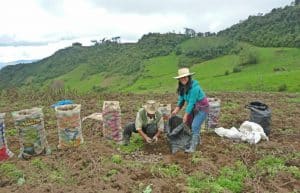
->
[123,100,164,145]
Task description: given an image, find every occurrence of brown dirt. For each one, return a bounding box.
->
[0,91,299,193]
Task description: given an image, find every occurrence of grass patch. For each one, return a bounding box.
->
[191,151,203,164]
[254,155,300,180]
[28,158,75,185]
[286,97,300,103]
[187,173,223,193]
[287,166,300,179]
[150,164,182,178]
[5,128,17,136]
[187,161,249,193]
[31,158,48,169]
[111,154,122,164]
[0,163,24,184]
[254,155,285,177]
[222,101,240,110]
[118,134,144,153]
[102,169,119,182]
[124,160,144,169]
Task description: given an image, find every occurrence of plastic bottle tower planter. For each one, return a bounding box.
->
[102,101,122,143]
[0,113,14,161]
[55,104,83,149]
[158,104,171,132]
[11,108,51,159]
[206,98,221,131]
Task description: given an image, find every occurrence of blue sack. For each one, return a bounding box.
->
[51,100,73,108]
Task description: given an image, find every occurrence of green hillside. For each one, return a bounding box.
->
[1,3,300,93]
[122,45,300,93]
[218,3,300,47]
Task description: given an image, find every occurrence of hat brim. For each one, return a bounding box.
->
[143,103,159,114]
[173,72,195,79]
[145,110,156,114]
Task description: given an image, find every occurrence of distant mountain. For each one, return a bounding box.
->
[0,59,38,69]
[0,63,5,69]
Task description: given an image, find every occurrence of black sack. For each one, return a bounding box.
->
[245,101,271,136]
[166,116,191,154]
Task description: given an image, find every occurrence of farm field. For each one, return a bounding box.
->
[0,90,300,193]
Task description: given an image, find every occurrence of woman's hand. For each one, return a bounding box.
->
[171,107,180,116]
[183,113,188,123]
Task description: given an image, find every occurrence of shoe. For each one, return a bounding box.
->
[123,134,130,146]
[185,135,199,153]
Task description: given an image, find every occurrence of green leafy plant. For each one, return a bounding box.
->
[187,161,249,193]
[143,184,153,193]
[5,128,17,136]
[31,158,48,169]
[0,163,24,184]
[102,169,119,182]
[119,134,144,153]
[151,164,182,178]
[191,151,202,164]
[255,155,285,177]
[287,166,300,179]
[111,154,122,164]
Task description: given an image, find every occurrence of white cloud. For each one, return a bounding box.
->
[0,0,292,63]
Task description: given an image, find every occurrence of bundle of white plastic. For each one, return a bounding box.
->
[215,121,269,144]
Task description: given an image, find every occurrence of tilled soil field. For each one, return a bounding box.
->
[0,91,299,193]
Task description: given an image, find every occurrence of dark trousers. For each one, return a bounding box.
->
[123,122,158,139]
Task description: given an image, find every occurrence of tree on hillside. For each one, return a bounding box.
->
[184,28,196,37]
[197,32,204,37]
[111,36,121,43]
[72,42,82,46]
[91,40,99,45]
[294,0,300,5]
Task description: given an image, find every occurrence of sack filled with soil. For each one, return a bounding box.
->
[12,108,51,159]
[0,113,14,161]
[55,104,83,148]
[102,101,122,143]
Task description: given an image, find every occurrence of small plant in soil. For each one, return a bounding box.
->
[191,151,202,164]
[187,161,249,193]
[254,155,285,177]
[5,128,17,136]
[111,154,122,164]
[31,158,48,169]
[102,169,119,182]
[0,163,24,184]
[118,134,144,153]
[150,164,182,178]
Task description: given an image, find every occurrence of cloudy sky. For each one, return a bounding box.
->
[0,0,292,63]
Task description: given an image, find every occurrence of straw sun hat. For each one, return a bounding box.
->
[173,68,195,79]
[143,100,159,114]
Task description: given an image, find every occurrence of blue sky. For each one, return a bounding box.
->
[0,0,292,63]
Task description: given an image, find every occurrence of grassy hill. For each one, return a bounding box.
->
[1,37,299,93]
[1,3,300,93]
[218,3,300,47]
[122,45,300,93]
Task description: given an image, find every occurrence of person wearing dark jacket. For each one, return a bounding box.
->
[171,68,209,153]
